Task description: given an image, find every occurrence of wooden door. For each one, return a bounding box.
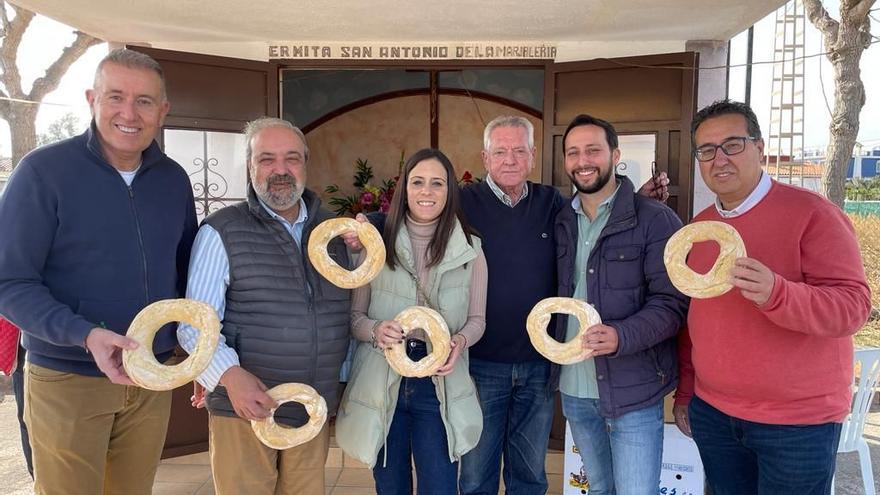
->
[542,51,698,222]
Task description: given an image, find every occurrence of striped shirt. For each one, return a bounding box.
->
[485,174,529,207]
[176,198,308,391]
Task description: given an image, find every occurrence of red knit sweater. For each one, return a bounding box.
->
[675,181,871,424]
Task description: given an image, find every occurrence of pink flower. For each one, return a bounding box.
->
[360,192,375,205]
[379,199,391,213]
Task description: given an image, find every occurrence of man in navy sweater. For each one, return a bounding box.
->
[457,116,564,495]
[0,49,197,494]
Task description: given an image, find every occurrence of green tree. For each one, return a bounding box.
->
[37,112,82,146]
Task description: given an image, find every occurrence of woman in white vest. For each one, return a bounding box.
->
[336,148,488,494]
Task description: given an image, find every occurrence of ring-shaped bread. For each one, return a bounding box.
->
[385,306,451,378]
[663,221,747,299]
[526,297,601,365]
[123,299,220,391]
[251,382,328,449]
[308,218,385,289]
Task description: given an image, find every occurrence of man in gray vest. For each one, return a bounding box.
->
[178,117,351,494]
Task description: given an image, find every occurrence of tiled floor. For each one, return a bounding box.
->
[152,438,566,495]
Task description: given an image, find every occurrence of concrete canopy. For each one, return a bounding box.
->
[11,0,785,61]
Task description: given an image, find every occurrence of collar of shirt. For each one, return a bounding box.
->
[571,183,620,219]
[485,174,529,207]
[257,197,309,240]
[714,171,771,218]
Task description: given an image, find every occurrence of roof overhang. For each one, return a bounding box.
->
[11,0,786,62]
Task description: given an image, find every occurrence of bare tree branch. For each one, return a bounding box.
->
[0,1,34,99]
[0,1,10,36]
[29,31,100,102]
[0,3,101,167]
[806,0,877,207]
[842,0,876,19]
[804,0,839,47]
[0,86,9,119]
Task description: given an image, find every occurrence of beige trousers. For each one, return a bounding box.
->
[24,363,172,495]
[209,413,329,495]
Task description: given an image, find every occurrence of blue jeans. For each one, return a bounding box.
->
[459,358,554,495]
[561,394,663,495]
[373,340,457,495]
[688,394,842,495]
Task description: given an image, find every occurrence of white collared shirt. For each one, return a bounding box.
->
[715,171,771,218]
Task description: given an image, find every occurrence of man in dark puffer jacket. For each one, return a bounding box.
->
[554,114,688,495]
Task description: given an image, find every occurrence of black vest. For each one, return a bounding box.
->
[205,187,351,426]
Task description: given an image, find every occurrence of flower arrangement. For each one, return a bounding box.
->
[325,157,399,216]
[325,154,478,217]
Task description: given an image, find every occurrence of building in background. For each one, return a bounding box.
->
[803,146,880,181]
[0,157,11,195]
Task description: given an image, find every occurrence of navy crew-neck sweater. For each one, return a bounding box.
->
[460,180,563,363]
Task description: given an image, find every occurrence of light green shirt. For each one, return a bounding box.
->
[559,185,619,398]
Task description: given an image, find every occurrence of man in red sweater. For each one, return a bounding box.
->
[673,100,871,495]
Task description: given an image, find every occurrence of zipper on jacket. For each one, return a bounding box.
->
[657,370,668,384]
[648,347,668,385]
[128,186,151,305]
[301,245,319,387]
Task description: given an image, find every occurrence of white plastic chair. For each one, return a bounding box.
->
[835,347,880,495]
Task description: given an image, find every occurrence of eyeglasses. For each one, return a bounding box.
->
[693,136,759,162]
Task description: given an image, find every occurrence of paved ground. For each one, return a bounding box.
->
[1,378,878,494]
[0,380,33,495]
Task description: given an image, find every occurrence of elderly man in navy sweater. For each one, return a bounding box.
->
[0,49,197,494]
[456,116,565,495]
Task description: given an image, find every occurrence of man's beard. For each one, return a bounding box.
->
[254,173,303,211]
[569,160,614,194]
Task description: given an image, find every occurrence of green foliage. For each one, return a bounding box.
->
[352,158,374,189]
[37,112,83,147]
[845,177,880,201]
[324,157,397,217]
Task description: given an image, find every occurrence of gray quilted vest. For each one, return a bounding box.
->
[204,187,351,427]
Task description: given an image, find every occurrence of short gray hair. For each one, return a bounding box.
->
[95,49,166,99]
[244,117,310,164]
[483,115,534,150]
